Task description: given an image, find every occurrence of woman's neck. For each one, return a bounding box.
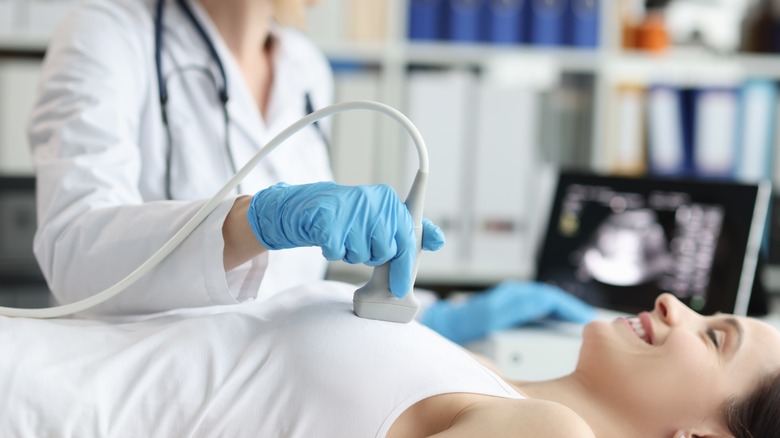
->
[198,0,275,115]
[515,375,645,438]
[199,0,273,62]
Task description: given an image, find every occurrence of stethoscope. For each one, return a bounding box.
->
[153,0,327,200]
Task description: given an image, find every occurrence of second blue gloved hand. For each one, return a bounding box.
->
[247,182,445,297]
[422,281,595,345]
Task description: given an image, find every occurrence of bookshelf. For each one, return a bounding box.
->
[2,0,780,291]
[302,0,780,290]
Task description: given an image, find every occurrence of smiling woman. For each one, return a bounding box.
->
[542,292,780,437]
[1,283,779,437]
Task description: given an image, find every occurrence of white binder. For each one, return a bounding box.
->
[331,69,381,186]
[406,69,477,271]
[470,79,541,273]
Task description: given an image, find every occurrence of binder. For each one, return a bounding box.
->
[481,0,525,44]
[347,0,388,42]
[540,75,594,171]
[647,85,687,176]
[304,0,346,43]
[692,87,739,179]
[0,0,13,32]
[527,0,566,46]
[27,0,77,36]
[330,66,381,186]
[606,84,646,176]
[0,60,40,174]
[735,80,778,257]
[470,79,542,273]
[408,0,444,41]
[566,0,600,48]
[736,79,777,183]
[443,0,484,42]
[405,70,477,270]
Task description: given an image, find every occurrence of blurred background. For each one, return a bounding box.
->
[3,0,780,301]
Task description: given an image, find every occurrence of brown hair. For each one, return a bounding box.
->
[725,370,780,437]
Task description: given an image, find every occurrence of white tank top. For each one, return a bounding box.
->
[0,282,522,437]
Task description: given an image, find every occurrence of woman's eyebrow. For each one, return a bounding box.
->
[723,317,744,357]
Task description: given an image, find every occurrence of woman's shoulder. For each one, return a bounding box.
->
[440,397,595,438]
[513,399,595,438]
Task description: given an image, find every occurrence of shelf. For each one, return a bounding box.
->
[0,32,49,53]
[317,43,780,84]
[603,50,780,84]
[400,42,603,73]
[317,41,390,65]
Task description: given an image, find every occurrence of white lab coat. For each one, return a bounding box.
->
[29,0,334,315]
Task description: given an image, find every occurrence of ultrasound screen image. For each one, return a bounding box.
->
[536,172,767,315]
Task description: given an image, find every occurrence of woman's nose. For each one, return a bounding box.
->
[653,292,689,326]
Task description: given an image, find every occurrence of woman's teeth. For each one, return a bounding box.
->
[628,316,650,344]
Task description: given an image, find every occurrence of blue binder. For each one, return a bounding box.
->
[443,0,484,42]
[409,0,445,41]
[566,0,599,48]
[481,0,525,44]
[528,0,566,46]
[679,87,698,176]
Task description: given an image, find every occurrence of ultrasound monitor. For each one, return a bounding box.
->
[535,172,771,316]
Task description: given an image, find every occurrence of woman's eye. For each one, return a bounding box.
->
[707,328,721,348]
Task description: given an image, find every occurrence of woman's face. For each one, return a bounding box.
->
[577,293,780,435]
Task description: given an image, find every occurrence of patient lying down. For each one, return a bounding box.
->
[1,280,778,437]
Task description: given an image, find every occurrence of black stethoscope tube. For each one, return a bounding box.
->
[153,0,328,199]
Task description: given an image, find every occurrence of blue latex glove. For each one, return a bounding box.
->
[248,182,445,297]
[422,281,595,345]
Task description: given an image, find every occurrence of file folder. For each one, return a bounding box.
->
[409,0,444,40]
[481,0,525,44]
[471,81,541,272]
[607,84,646,176]
[692,87,739,179]
[528,0,566,46]
[566,0,599,48]
[444,0,484,42]
[405,70,477,270]
[647,85,687,176]
[330,67,381,186]
[736,79,777,183]
[0,60,40,174]
[347,0,388,42]
[305,0,346,42]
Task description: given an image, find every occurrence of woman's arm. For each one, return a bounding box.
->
[30,2,241,315]
[430,399,595,438]
[222,195,267,270]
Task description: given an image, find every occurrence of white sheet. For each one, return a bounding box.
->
[0,280,354,436]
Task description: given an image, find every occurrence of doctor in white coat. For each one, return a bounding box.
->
[30,0,410,315]
[29,0,594,340]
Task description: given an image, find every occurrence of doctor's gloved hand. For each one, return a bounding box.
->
[421,281,595,345]
[247,182,445,297]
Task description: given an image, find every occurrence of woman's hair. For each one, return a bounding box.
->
[725,370,780,437]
